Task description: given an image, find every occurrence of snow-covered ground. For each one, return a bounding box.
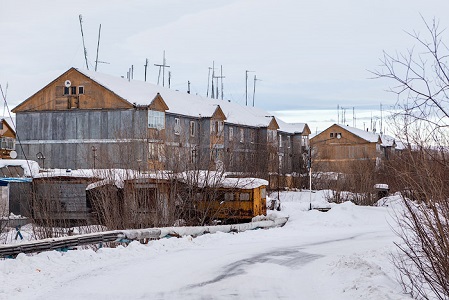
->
[0,190,411,300]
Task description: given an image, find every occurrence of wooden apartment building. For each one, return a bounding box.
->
[12,68,310,183]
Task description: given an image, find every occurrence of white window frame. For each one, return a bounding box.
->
[279,135,283,147]
[240,128,244,143]
[229,127,234,141]
[148,110,165,129]
[174,118,181,135]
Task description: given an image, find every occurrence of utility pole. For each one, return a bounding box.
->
[144,58,149,82]
[79,15,89,70]
[252,75,261,107]
[154,51,170,86]
[245,70,254,106]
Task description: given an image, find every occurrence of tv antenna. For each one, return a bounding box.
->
[245,70,254,106]
[79,15,89,70]
[94,24,109,71]
[213,65,225,99]
[252,74,261,107]
[144,58,149,82]
[154,51,170,86]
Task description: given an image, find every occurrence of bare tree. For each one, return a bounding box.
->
[374,17,449,299]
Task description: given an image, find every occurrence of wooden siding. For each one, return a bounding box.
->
[311,124,381,172]
[12,68,133,113]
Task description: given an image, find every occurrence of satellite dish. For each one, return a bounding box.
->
[9,150,17,159]
[64,80,72,87]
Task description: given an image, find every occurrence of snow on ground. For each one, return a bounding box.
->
[0,190,411,300]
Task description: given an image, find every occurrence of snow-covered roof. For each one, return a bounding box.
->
[1,117,16,132]
[178,170,267,189]
[335,124,380,143]
[277,120,309,134]
[0,159,39,177]
[76,69,281,129]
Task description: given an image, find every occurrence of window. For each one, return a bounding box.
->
[190,121,195,137]
[279,135,283,147]
[330,132,334,138]
[239,192,250,201]
[229,127,234,141]
[0,137,15,150]
[250,130,255,142]
[287,136,291,148]
[240,128,244,143]
[78,86,84,94]
[148,110,165,129]
[174,118,181,135]
[64,87,70,95]
[148,142,164,161]
[190,148,197,163]
[218,121,224,133]
[225,193,234,201]
[267,129,276,142]
[70,86,77,95]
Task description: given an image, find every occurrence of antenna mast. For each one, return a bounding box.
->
[94,24,101,71]
[245,70,254,106]
[213,65,225,99]
[79,15,89,70]
[144,58,149,82]
[252,75,261,107]
[154,51,170,86]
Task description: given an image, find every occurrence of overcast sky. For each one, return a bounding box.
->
[1,0,448,128]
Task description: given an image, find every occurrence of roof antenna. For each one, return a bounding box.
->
[79,15,89,70]
[93,24,109,71]
[213,64,225,99]
[206,66,213,97]
[245,70,254,106]
[252,74,261,107]
[154,51,170,86]
[144,58,149,82]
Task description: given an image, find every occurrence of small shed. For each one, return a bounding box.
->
[195,176,268,222]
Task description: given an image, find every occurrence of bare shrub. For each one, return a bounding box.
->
[374,17,449,299]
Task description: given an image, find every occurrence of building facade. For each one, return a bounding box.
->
[12,68,310,183]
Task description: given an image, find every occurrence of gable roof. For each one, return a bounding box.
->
[338,124,381,143]
[277,120,311,135]
[310,124,380,143]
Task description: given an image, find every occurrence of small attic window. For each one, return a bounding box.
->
[70,86,77,95]
[330,132,334,138]
[78,86,84,94]
[64,87,70,95]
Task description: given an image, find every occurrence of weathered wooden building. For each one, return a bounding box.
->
[12,68,310,184]
[0,118,16,159]
[310,124,400,172]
